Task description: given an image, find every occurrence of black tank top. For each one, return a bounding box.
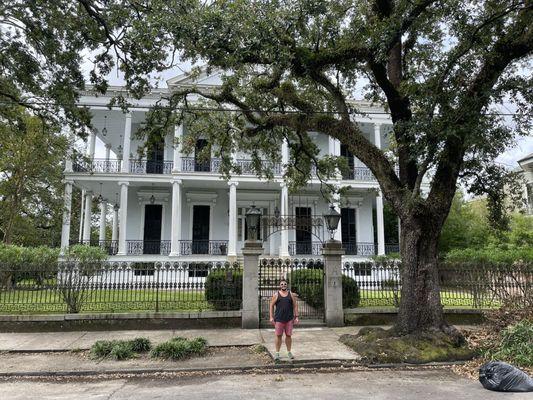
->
[274,290,294,322]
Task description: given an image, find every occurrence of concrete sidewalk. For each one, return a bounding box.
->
[0,326,365,362]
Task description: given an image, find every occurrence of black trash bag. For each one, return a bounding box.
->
[479,361,533,392]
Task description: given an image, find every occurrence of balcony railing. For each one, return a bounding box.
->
[72,159,121,173]
[126,240,171,255]
[179,240,228,255]
[69,240,118,255]
[181,157,222,173]
[344,242,376,256]
[129,160,173,174]
[288,241,323,256]
[235,159,282,175]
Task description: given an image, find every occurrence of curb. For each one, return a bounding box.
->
[0,360,469,378]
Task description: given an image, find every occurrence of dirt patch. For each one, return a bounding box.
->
[0,346,272,375]
[339,327,476,364]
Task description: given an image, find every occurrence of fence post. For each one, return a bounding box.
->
[241,240,263,329]
[323,240,345,327]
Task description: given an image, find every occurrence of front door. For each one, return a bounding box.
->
[194,139,210,171]
[341,208,357,254]
[192,205,210,254]
[146,137,165,174]
[295,207,312,254]
[143,204,162,254]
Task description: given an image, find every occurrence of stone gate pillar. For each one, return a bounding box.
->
[323,240,345,327]
[241,240,263,329]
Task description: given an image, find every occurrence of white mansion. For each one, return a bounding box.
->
[60,70,401,262]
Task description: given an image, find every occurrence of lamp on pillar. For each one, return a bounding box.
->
[245,205,262,241]
[324,205,341,241]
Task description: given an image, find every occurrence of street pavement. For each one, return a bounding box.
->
[0,369,527,399]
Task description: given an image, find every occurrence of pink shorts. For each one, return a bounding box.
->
[274,320,294,336]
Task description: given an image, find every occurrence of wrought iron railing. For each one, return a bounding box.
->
[126,240,171,255]
[235,159,282,175]
[385,243,400,254]
[0,261,242,313]
[179,240,229,255]
[129,159,173,174]
[288,241,323,256]
[69,240,119,255]
[72,158,121,173]
[343,242,376,256]
[181,157,222,173]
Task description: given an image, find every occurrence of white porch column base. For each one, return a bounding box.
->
[117,182,129,255]
[376,191,386,255]
[227,181,239,258]
[60,180,73,255]
[169,179,182,256]
[279,183,290,257]
[99,201,107,242]
[82,192,93,242]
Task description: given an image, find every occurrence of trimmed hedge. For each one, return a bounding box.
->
[204,267,243,310]
[289,269,360,309]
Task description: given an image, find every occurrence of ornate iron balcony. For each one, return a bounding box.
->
[126,240,171,255]
[179,240,228,255]
[72,159,121,173]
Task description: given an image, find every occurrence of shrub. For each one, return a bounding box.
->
[289,269,360,309]
[90,340,120,359]
[444,247,533,263]
[205,266,243,310]
[129,337,152,352]
[490,320,533,368]
[109,342,136,360]
[151,337,208,360]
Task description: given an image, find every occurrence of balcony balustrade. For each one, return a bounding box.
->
[69,240,119,255]
[129,159,173,174]
[73,159,121,173]
[288,241,323,256]
[126,240,171,255]
[179,240,228,255]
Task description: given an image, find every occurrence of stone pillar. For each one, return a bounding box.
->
[82,192,92,242]
[78,189,85,242]
[99,201,107,242]
[117,182,129,255]
[60,180,73,255]
[376,191,385,255]
[169,179,182,256]
[112,205,119,242]
[227,181,239,260]
[242,240,263,329]
[121,113,132,173]
[322,240,345,327]
[279,183,290,257]
[173,124,183,173]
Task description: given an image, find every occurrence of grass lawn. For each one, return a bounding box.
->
[0,289,215,314]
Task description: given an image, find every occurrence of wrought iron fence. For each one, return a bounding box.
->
[235,159,282,175]
[179,240,229,255]
[126,240,171,255]
[73,158,121,173]
[181,157,222,173]
[0,261,242,314]
[342,261,533,309]
[129,159,173,174]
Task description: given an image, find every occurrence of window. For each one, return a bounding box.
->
[133,262,155,276]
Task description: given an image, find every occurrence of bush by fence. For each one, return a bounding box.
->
[204,264,242,310]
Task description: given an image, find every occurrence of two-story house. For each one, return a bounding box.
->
[60,70,400,263]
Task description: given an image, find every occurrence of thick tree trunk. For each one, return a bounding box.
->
[394,218,451,335]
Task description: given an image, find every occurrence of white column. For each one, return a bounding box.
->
[228,181,239,257]
[82,192,93,242]
[282,139,289,166]
[172,124,183,173]
[279,183,290,257]
[60,180,73,255]
[78,189,85,242]
[121,113,132,173]
[170,179,182,256]
[112,205,119,242]
[117,182,129,255]
[376,191,386,255]
[332,192,342,242]
[355,204,361,244]
[99,201,107,242]
[87,130,96,160]
[374,123,382,149]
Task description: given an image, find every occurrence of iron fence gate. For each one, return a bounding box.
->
[258,258,325,323]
